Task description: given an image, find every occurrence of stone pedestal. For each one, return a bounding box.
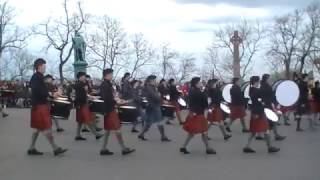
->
[73,61,88,79]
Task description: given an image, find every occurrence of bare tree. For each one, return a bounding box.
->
[129,33,154,78]
[86,15,127,74]
[8,49,34,80]
[33,0,88,83]
[158,43,178,79]
[210,19,265,79]
[0,1,29,79]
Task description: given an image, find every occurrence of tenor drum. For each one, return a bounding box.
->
[50,100,72,119]
[89,99,105,114]
[118,105,138,123]
[221,83,233,103]
[273,80,299,107]
[220,103,231,114]
[178,97,187,109]
[161,104,175,117]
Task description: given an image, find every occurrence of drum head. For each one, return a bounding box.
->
[220,103,230,114]
[162,104,175,108]
[178,98,187,107]
[56,97,68,101]
[92,99,104,103]
[53,100,71,104]
[241,82,250,99]
[222,84,233,103]
[264,108,278,122]
[164,95,170,101]
[275,80,299,106]
[119,105,137,109]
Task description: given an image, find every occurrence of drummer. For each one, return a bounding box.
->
[74,72,103,141]
[243,76,280,154]
[168,78,184,125]
[260,74,286,141]
[128,80,145,133]
[157,79,174,124]
[180,77,216,155]
[0,83,9,118]
[43,74,64,133]
[295,74,311,131]
[226,77,249,133]
[27,58,67,156]
[100,68,135,156]
[310,81,320,127]
[206,79,231,140]
[138,75,171,142]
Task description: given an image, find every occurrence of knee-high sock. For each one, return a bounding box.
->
[52,118,61,129]
[76,123,83,137]
[295,116,302,130]
[245,133,255,148]
[272,125,280,137]
[219,124,227,137]
[29,131,40,150]
[176,111,183,123]
[139,123,151,137]
[115,132,126,150]
[182,133,194,148]
[87,123,98,136]
[43,131,58,150]
[240,118,247,130]
[309,115,314,129]
[201,133,210,149]
[264,133,271,148]
[101,131,110,150]
[157,125,166,139]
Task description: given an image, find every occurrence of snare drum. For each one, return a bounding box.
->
[161,104,175,117]
[118,105,138,123]
[222,84,233,103]
[178,97,187,109]
[89,99,105,114]
[50,100,72,119]
[264,108,279,122]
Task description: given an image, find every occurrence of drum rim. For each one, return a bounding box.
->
[178,98,187,107]
[91,99,104,102]
[53,100,71,104]
[274,80,299,106]
[119,105,137,109]
[222,83,233,103]
[264,108,278,122]
[220,103,230,114]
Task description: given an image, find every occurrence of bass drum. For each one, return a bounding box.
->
[273,80,299,107]
[161,104,175,117]
[221,83,233,103]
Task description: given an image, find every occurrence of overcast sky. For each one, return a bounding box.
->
[7,0,315,77]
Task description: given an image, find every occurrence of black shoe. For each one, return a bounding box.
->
[27,149,44,156]
[54,147,68,156]
[277,122,281,126]
[96,134,103,140]
[75,136,87,141]
[180,148,190,154]
[284,122,291,126]
[268,147,280,153]
[57,128,65,133]
[179,122,184,125]
[255,136,264,140]
[226,127,231,133]
[243,147,256,153]
[275,136,286,141]
[100,149,114,156]
[242,129,250,133]
[95,127,103,132]
[138,135,148,141]
[207,136,212,141]
[82,128,90,132]
[224,134,232,141]
[122,148,135,155]
[131,129,139,133]
[166,121,173,125]
[206,148,217,155]
[296,128,304,132]
[161,137,171,142]
[2,113,9,118]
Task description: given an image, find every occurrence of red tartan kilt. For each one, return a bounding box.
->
[280,106,295,113]
[309,100,320,113]
[76,105,93,124]
[183,112,208,134]
[30,104,52,131]
[207,106,223,123]
[230,105,246,120]
[249,114,268,133]
[104,111,121,130]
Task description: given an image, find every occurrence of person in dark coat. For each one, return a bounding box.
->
[129,80,145,133]
[243,76,280,154]
[168,78,183,125]
[180,77,216,155]
[295,74,311,131]
[207,79,231,140]
[310,81,320,127]
[260,74,286,141]
[27,58,67,156]
[226,77,249,133]
[74,72,102,141]
[138,75,171,142]
[120,72,131,100]
[100,69,135,156]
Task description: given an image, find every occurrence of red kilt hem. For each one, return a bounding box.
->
[183,112,208,134]
[249,114,268,133]
[31,104,52,131]
[76,105,93,124]
[207,106,223,123]
[280,106,295,113]
[104,111,121,131]
[230,105,246,120]
[309,100,320,113]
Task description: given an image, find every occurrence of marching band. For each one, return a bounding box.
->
[0,58,313,156]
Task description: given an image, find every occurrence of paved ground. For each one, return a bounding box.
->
[0,108,319,180]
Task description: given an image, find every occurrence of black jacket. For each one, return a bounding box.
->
[121,79,131,100]
[169,84,180,101]
[75,81,88,106]
[298,81,309,106]
[144,84,161,106]
[260,82,275,108]
[208,87,223,106]
[30,72,49,106]
[189,87,208,115]
[100,79,116,114]
[311,87,320,102]
[158,84,169,96]
[249,87,264,115]
[230,84,245,105]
